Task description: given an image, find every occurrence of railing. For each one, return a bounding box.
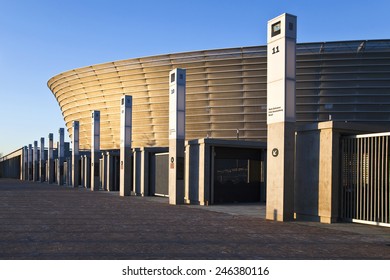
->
[341,132,390,227]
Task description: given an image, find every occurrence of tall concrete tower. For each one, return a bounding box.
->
[119,95,133,196]
[91,111,100,191]
[28,144,33,181]
[72,120,80,188]
[40,137,45,182]
[22,146,28,181]
[168,68,186,205]
[266,13,297,221]
[48,133,54,184]
[33,140,38,181]
[57,128,65,185]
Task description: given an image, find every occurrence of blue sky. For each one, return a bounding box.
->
[1,0,390,155]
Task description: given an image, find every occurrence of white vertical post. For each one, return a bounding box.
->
[57,128,65,185]
[266,13,297,221]
[48,133,54,184]
[33,140,38,181]
[22,146,28,180]
[40,137,45,182]
[91,111,101,191]
[28,144,33,180]
[168,68,186,205]
[72,120,80,188]
[120,95,132,196]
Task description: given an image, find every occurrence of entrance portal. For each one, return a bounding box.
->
[213,147,264,204]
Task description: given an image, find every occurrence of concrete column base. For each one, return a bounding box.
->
[168,139,184,205]
[120,147,132,196]
[266,122,295,222]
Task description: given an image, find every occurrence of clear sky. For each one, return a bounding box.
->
[1,0,390,155]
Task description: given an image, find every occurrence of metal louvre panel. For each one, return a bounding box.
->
[48,40,390,150]
[296,42,390,127]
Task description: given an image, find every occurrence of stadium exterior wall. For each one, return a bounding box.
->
[47,40,390,150]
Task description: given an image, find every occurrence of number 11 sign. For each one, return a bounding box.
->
[267,13,297,124]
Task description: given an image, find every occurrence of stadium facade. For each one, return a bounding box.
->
[47,40,390,150]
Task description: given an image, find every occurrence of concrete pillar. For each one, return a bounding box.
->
[200,142,212,205]
[18,151,22,180]
[140,148,149,196]
[83,155,91,188]
[100,152,107,190]
[99,157,102,189]
[57,128,65,185]
[64,160,68,185]
[28,144,33,180]
[120,95,133,196]
[72,121,80,187]
[91,111,100,191]
[133,148,141,195]
[185,140,211,206]
[66,158,73,186]
[40,137,45,182]
[265,13,297,221]
[54,158,58,183]
[260,148,267,203]
[168,68,186,205]
[184,143,191,203]
[64,143,71,185]
[22,146,28,180]
[48,133,54,184]
[33,140,39,181]
[114,154,120,191]
[106,151,114,191]
[80,155,85,187]
[67,160,70,185]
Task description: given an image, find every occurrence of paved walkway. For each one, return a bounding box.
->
[0,178,389,260]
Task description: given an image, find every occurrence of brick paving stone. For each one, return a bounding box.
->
[0,178,389,260]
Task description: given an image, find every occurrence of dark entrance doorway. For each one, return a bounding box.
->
[213,147,263,204]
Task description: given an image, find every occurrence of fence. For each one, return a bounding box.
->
[341,132,390,226]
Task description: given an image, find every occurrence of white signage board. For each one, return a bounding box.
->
[267,13,296,124]
[169,69,186,140]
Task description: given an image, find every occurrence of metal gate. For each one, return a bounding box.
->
[154,152,169,197]
[341,133,390,227]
